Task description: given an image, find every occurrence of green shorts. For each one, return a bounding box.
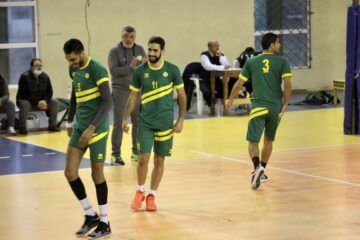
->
[246,106,280,143]
[138,121,173,157]
[69,127,109,163]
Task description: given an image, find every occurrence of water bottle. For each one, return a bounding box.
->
[215,101,223,117]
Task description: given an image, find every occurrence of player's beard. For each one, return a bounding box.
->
[148,53,161,64]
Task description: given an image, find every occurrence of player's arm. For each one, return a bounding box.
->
[66,83,76,137]
[78,81,112,148]
[122,90,139,134]
[225,74,247,111]
[279,76,292,119]
[174,86,186,133]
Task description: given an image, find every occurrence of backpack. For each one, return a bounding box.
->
[304,91,337,105]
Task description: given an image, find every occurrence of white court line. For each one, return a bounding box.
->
[45,152,57,155]
[22,154,33,157]
[190,150,360,188]
[0,156,10,159]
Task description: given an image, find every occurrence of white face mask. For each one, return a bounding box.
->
[33,69,43,76]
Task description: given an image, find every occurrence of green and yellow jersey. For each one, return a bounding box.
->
[130,60,184,128]
[69,57,110,131]
[240,53,292,108]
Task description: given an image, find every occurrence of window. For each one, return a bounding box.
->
[0,0,38,85]
[254,0,311,68]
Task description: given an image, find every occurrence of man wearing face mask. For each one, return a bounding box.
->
[108,26,146,165]
[16,58,59,135]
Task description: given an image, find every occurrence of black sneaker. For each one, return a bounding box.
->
[111,155,125,166]
[87,221,111,239]
[18,128,28,135]
[48,126,61,132]
[75,214,100,236]
[251,165,265,189]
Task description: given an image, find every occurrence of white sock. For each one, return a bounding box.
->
[80,197,96,216]
[99,204,108,224]
[137,185,145,192]
[149,189,157,196]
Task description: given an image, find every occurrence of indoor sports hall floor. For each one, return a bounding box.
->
[1,94,360,240]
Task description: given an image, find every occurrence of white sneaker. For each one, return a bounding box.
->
[251,165,265,189]
[8,126,17,135]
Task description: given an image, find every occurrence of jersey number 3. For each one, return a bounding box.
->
[262,59,270,73]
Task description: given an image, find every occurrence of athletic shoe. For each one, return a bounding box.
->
[260,174,268,183]
[18,128,28,135]
[87,221,111,239]
[48,126,61,132]
[131,152,138,161]
[146,194,157,212]
[111,155,125,166]
[8,127,17,136]
[131,190,145,210]
[75,214,100,236]
[251,165,265,189]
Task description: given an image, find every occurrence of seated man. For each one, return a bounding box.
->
[199,40,231,101]
[0,73,16,135]
[16,58,59,135]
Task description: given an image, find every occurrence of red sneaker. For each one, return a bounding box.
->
[146,194,157,212]
[131,190,145,210]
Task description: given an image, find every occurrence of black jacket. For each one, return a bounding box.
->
[16,70,53,106]
[0,73,10,104]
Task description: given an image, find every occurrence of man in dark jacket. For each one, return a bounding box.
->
[108,26,146,165]
[0,73,16,135]
[16,58,59,135]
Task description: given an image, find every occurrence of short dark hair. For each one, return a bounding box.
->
[122,25,136,33]
[63,39,84,54]
[261,33,278,50]
[30,58,42,67]
[148,36,165,50]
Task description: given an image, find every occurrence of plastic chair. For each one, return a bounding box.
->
[190,75,204,115]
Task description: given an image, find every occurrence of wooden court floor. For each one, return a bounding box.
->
[1,108,360,240]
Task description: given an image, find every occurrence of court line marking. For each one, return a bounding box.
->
[190,150,360,188]
[22,154,33,157]
[0,156,10,159]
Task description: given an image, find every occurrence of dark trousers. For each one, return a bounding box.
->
[111,88,139,156]
[0,100,15,128]
[17,99,59,130]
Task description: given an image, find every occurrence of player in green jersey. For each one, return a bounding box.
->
[122,36,186,211]
[226,32,292,190]
[63,39,112,238]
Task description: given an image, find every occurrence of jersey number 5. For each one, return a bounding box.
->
[262,59,270,73]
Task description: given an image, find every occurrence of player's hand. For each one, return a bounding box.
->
[66,127,73,137]
[278,104,288,119]
[78,125,95,148]
[225,100,233,112]
[173,119,184,133]
[122,120,129,134]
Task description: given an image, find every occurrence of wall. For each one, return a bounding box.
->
[8,0,349,100]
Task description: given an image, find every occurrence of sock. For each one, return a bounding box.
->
[99,204,109,224]
[80,197,96,216]
[261,161,267,168]
[138,185,145,192]
[95,181,108,223]
[252,156,260,170]
[69,177,87,200]
[149,189,156,196]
